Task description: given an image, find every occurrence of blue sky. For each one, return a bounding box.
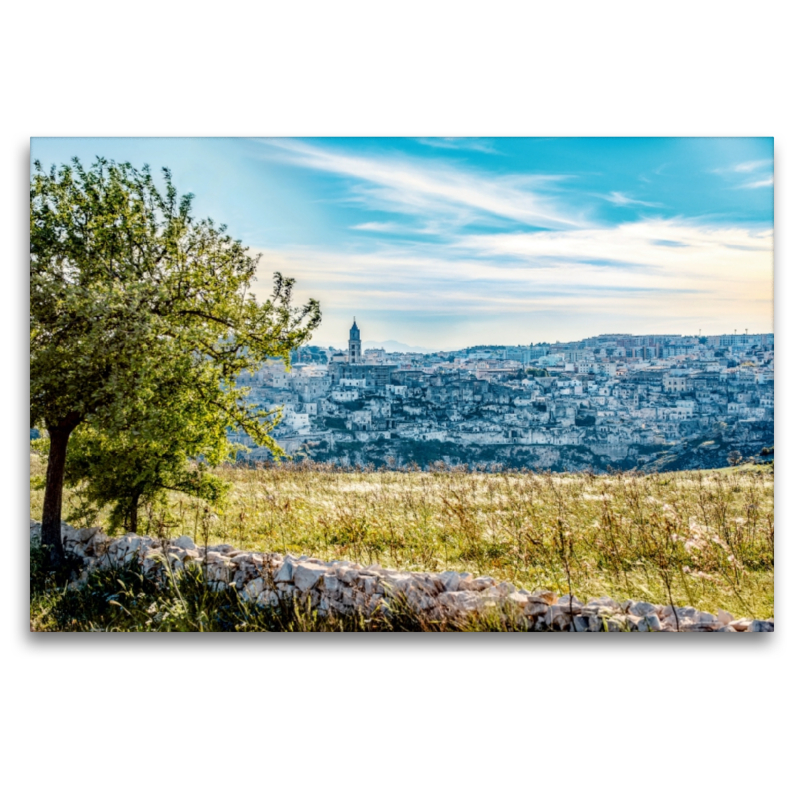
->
[31,137,773,350]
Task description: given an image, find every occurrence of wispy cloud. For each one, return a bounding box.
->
[248,140,773,346]
[712,158,773,177]
[732,159,772,173]
[604,191,665,208]
[711,158,773,193]
[255,138,580,230]
[739,176,774,190]
[251,219,773,347]
[416,137,500,155]
[350,221,401,232]
[456,219,772,275]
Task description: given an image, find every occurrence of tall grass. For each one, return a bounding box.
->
[30,455,774,619]
[28,548,530,632]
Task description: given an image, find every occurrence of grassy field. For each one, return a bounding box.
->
[30,454,774,621]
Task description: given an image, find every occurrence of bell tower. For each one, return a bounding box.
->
[348,318,361,363]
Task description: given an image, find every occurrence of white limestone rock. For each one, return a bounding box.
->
[405,591,435,613]
[256,590,279,608]
[338,568,360,584]
[543,605,570,628]
[583,597,621,616]
[105,535,148,566]
[588,615,606,632]
[639,614,662,632]
[86,531,110,555]
[629,601,657,617]
[66,526,101,544]
[439,591,479,612]
[361,576,379,596]
[524,601,550,617]
[557,595,583,613]
[506,592,530,607]
[572,616,591,633]
[273,558,296,583]
[438,571,462,592]
[293,562,327,592]
[382,573,424,597]
[174,535,195,549]
[243,578,266,602]
[206,561,233,585]
[465,576,496,592]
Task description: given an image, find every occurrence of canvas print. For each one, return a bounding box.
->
[29,137,774,632]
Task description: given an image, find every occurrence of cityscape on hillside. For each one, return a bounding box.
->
[32,138,774,474]
[231,320,775,472]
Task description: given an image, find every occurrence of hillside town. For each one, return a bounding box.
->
[232,320,774,472]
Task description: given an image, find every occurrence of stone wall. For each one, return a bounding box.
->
[30,520,774,632]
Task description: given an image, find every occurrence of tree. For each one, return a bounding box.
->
[31,158,320,564]
[727,450,743,467]
[61,387,231,534]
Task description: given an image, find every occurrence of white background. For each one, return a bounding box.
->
[2,2,796,798]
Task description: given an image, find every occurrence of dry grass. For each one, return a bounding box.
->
[30,454,774,619]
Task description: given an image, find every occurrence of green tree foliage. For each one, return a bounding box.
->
[63,408,228,536]
[30,157,320,563]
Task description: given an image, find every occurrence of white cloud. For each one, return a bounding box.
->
[251,218,773,346]
[416,137,500,154]
[255,138,580,229]
[456,221,773,301]
[739,176,774,189]
[733,159,772,173]
[244,141,773,347]
[710,158,773,190]
[605,191,664,208]
[350,221,400,232]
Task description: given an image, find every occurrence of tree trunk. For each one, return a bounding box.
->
[41,419,79,567]
[125,494,140,534]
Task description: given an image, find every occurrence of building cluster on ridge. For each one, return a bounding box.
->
[231,319,774,470]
